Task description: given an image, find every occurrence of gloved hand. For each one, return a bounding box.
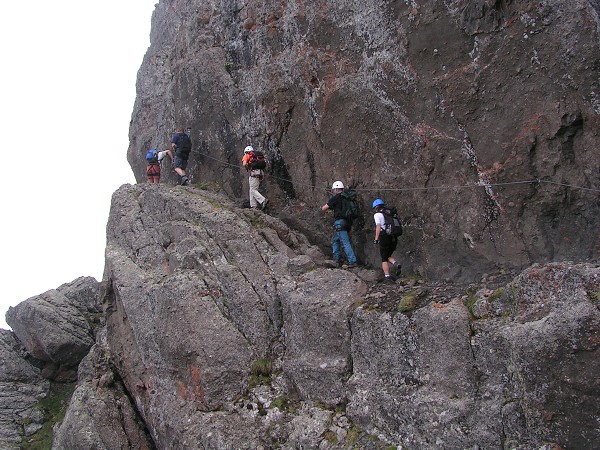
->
[373,239,379,245]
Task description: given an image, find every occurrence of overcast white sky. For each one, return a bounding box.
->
[0,1,158,329]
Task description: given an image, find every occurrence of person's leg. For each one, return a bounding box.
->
[380,240,395,281]
[147,165,160,183]
[338,230,357,264]
[382,260,391,276]
[152,165,161,183]
[387,238,399,275]
[146,165,153,183]
[249,176,265,207]
[332,231,342,263]
[174,156,189,184]
[249,176,259,207]
[333,219,356,264]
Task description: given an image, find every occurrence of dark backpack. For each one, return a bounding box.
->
[145,149,159,164]
[176,133,192,154]
[383,207,403,236]
[340,190,360,221]
[249,150,267,170]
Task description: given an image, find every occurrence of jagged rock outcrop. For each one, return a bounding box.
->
[102,183,362,448]
[0,277,104,448]
[0,330,49,449]
[5,277,100,381]
[2,184,598,448]
[65,183,594,449]
[349,262,600,449]
[128,0,600,281]
[52,328,154,450]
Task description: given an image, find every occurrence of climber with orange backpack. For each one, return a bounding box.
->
[372,198,402,283]
[241,145,269,210]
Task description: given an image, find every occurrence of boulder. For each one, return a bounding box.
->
[280,269,366,405]
[57,276,102,315]
[6,288,94,377]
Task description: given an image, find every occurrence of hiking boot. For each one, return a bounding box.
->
[382,276,395,284]
[392,263,401,277]
[336,260,344,268]
[345,263,358,269]
[180,176,190,186]
[260,199,269,210]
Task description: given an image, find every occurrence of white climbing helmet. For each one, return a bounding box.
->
[244,145,254,153]
[332,181,344,190]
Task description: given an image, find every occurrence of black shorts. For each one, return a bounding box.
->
[174,153,189,170]
[379,234,397,262]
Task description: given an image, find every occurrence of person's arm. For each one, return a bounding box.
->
[374,224,382,242]
[374,213,383,243]
[321,203,330,212]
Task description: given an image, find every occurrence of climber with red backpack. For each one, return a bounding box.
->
[241,145,269,210]
[372,198,402,283]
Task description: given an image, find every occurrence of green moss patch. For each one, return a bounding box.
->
[22,382,76,450]
[249,358,272,388]
[397,290,417,313]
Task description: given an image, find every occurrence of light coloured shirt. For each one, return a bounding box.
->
[374,212,385,227]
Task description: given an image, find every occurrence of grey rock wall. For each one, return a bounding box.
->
[128,0,600,280]
[3,183,598,449]
[0,330,49,449]
[52,328,153,450]
[349,262,600,449]
[97,183,599,449]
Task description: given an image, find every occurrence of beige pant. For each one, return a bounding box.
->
[249,172,266,208]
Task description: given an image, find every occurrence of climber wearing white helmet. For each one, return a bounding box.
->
[321,181,358,268]
[241,145,269,210]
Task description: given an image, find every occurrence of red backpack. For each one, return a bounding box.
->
[249,150,267,170]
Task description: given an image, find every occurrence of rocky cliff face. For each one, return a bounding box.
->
[3,1,600,448]
[97,184,600,449]
[128,0,599,280]
[1,277,103,449]
[2,184,599,449]
[3,184,595,450]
